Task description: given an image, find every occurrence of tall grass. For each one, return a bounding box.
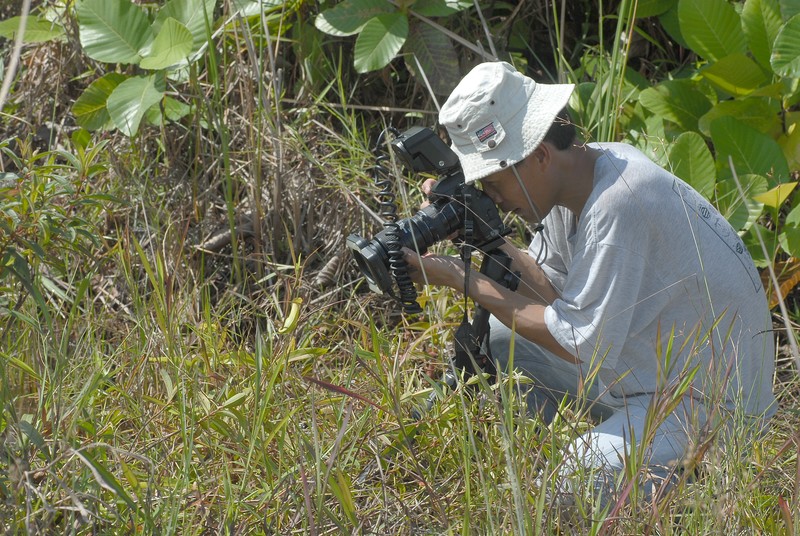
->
[1,1,798,534]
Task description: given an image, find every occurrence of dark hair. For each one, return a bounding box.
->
[542,108,576,150]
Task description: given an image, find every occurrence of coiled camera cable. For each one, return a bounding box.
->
[372,128,422,314]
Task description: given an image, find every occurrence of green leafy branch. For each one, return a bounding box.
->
[70,0,218,137]
[314,0,473,95]
[0,0,289,137]
[571,0,800,271]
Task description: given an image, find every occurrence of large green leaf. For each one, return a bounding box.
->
[698,97,782,138]
[403,22,459,96]
[742,0,784,70]
[715,174,768,232]
[77,0,152,64]
[668,131,716,199]
[0,16,65,43]
[107,75,164,137]
[353,13,408,73]
[778,225,800,257]
[699,53,768,96]
[412,0,471,17]
[140,18,193,70]
[72,73,128,131]
[677,0,747,61]
[635,0,677,18]
[771,14,800,78]
[638,79,712,131]
[231,0,283,18]
[710,116,790,185]
[314,0,394,37]
[780,0,800,19]
[154,0,216,55]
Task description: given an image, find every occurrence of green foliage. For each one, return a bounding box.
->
[564,0,647,143]
[602,0,800,265]
[0,135,110,328]
[562,0,799,266]
[70,0,218,136]
[314,0,468,94]
[772,14,800,77]
[667,131,715,198]
[678,0,747,62]
[314,0,394,36]
[0,0,228,137]
[0,16,65,43]
[138,17,195,71]
[76,0,154,63]
[71,73,128,131]
[638,79,713,132]
[353,12,408,73]
[106,74,167,137]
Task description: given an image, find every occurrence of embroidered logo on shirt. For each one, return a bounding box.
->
[476,123,497,143]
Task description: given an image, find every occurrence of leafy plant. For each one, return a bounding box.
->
[70,0,217,136]
[0,0,287,137]
[0,133,110,328]
[570,0,800,272]
[0,11,65,43]
[314,0,470,95]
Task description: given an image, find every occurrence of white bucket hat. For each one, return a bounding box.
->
[439,61,574,183]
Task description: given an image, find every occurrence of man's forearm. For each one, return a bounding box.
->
[459,270,580,365]
[405,247,578,364]
[498,242,560,305]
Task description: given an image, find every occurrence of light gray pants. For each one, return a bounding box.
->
[487,316,708,504]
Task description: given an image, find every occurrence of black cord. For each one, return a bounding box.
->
[533,226,548,266]
[373,128,421,314]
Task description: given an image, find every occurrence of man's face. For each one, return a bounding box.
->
[478,156,550,224]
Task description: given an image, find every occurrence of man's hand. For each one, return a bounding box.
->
[402,247,464,288]
[420,178,437,207]
[420,177,461,242]
[405,248,577,363]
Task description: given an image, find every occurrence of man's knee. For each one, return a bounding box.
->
[487,315,514,368]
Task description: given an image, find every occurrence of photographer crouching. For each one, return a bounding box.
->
[402,62,776,509]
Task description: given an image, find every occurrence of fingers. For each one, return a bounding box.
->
[420,178,437,209]
[422,178,436,196]
[401,247,417,265]
[402,247,424,284]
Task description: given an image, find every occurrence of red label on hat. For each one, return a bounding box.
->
[475,123,497,143]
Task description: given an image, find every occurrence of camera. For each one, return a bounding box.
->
[347,126,509,297]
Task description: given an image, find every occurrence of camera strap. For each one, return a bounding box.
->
[460,189,474,318]
[453,190,480,375]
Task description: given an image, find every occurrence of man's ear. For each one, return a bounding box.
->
[532,144,549,166]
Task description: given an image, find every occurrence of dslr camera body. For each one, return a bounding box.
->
[347,126,509,300]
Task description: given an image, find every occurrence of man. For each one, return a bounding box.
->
[403,61,776,504]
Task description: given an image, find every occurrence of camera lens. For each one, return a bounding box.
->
[347,202,464,295]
